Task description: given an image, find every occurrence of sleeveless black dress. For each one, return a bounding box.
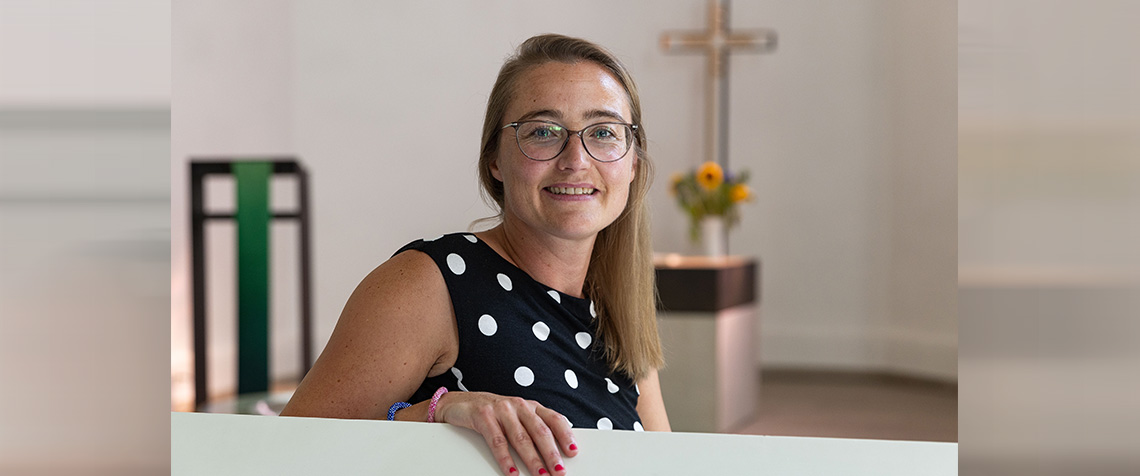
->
[398,233,644,431]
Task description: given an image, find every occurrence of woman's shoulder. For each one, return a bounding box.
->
[352,232,482,305]
[392,232,482,258]
[389,232,496,278]
[338,240,455,337]
[362,237,452,295]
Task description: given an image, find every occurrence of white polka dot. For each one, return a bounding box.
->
[446,253,466,275]
[605,378,619,393]
[478,314,497,336]
[514,366,534,387]
[589,301,596,318]
[574,332,592,349]
[464,234,477,243]
[452,367,469,391]
[564,369,578,389]
[596,417,613,430]
[547,290,561,303]
[531,321,550,341]
[497,273,513,291]
[424,235,443,242]
[633,421,644,432]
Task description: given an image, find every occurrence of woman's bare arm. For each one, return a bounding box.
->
[280,250,457,419]
[279,250,578,476]
[635,368,672,431]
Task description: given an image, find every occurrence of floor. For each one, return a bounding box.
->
[183,370,959,443]
[733,370,958,442]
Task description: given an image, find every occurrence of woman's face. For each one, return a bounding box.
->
[490,61,637,242]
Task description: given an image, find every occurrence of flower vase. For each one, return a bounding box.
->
[700,216,726,258]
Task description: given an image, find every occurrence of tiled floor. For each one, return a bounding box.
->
[733,370,958,442]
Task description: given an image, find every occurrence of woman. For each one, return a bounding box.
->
[281,34,669,476]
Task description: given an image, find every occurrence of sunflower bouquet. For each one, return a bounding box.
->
[669,161,753,243]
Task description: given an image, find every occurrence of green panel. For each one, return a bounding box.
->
[234,162,272,394]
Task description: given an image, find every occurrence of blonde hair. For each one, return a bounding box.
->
[475,34,663,380]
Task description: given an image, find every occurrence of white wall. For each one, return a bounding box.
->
[0,0,169,107]
[882,0,958,379]
[730,0,897,372]
[171,0,959,407]
[171,0,298,404]
[726,0,958,379]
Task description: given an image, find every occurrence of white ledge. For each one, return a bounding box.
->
[173,412,957,475]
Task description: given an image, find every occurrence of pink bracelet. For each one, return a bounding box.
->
[426,386,449,423]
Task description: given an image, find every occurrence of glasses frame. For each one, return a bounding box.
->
[502,120,639,163]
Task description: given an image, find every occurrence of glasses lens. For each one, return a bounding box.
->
[516,122,567,160]
[583,123,633,162]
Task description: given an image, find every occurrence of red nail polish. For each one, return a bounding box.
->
[508,468,517,474]
[555,464,565,471]
[539,469,548,475]
[569,444,578,451]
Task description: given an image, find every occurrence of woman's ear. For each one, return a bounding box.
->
[490,157,503,182]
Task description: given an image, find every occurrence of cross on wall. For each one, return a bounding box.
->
[661,0,777,169]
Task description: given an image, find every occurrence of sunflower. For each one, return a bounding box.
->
[696,161,723,191]
[729,183,751,203]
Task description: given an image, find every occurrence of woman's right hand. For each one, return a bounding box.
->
[434,391,578,476]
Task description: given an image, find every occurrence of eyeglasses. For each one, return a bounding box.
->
[502,120,638,163]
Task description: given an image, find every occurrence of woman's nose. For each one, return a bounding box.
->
[556,134,592,170]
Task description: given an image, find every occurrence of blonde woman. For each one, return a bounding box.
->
[282,34,669,476]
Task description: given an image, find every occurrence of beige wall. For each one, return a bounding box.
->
[883,0,958,379]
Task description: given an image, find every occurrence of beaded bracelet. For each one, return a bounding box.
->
[387,401,411,421]
[426,387,449,423]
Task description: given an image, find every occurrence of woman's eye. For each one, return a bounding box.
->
[590,127,618,140]
[528,125,562,139]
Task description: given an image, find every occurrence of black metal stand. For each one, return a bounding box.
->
[189,159,313,410]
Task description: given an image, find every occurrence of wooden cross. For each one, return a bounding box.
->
[661,0,777,168]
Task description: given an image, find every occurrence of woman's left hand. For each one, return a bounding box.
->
[434,391,578,476]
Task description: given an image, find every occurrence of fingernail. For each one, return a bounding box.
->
[539,469,548,475]
[508,468,517,474]
[569,444,578,451]
[555,464,565,471]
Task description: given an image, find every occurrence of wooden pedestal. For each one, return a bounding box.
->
[654,255,761,433]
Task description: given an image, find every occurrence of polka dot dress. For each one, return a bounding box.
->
[399,233,643,431]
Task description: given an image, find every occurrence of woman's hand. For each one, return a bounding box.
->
[435,391,578,476]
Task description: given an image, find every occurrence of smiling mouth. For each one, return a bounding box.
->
[545,186,597,196]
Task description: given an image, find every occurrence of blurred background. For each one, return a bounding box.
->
[170,0,957,441]
[958,0,1140,473]
[169,0,956,400]
[0,0,171,474]
[168,0,959,454]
